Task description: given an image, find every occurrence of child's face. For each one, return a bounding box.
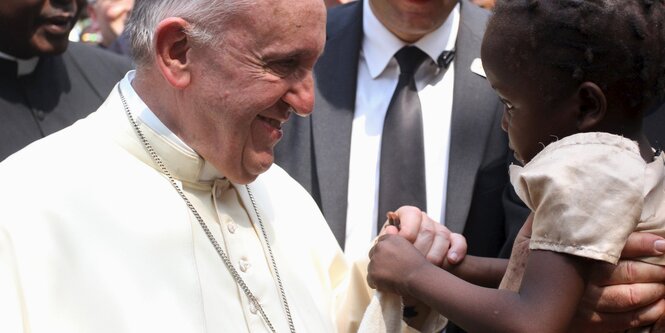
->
[481,29,579,165]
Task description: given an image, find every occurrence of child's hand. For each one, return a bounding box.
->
[367,234,431,295]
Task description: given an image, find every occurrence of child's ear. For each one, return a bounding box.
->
[575,82,607,131]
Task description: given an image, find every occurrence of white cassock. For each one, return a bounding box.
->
[0,73,446,333]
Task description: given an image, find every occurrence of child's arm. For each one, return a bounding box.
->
[446,213,535,288]
[446,255,508,288]
[368,235,590,333]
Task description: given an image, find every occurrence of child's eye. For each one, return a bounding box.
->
[502,100,515,115]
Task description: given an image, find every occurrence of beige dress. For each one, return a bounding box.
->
[500,132,665,332]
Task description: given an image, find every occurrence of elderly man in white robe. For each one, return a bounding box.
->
[0,0,459,332]
[3,0,665,332]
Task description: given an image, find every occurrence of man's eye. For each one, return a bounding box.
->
[267,59,299,76]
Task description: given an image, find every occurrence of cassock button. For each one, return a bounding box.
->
[35,110,45,121]
[239,258,250,272]
[227,222,237,234]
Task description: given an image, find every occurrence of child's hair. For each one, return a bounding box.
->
[487,0,665,112]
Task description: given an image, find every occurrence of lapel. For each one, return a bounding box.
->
[445,1,500,233]
[310,1,363,247]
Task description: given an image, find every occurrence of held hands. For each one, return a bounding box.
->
[572,232,665,332]
[368,206,467,294]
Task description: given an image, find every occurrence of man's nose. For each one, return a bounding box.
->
[282,71,315,117]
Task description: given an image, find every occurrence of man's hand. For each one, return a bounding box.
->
[571,232,665,332]
[374,205,467,328]
[380,206,467,267]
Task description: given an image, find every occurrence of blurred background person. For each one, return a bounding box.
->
[470,0,494,9]
[325,0,353,9]
[85,0,133,55]
[0,0,133,161]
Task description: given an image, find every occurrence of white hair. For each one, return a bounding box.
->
[125,0,256,66]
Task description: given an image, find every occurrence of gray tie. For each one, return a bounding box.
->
[377,46,429,233]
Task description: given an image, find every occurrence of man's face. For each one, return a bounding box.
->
[88,0,133,47]
[181,0,326,184]
[369,0,457,42]
[0,0,85,58]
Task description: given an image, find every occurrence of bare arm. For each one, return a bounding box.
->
[446,255,507,288]
[445,212,534,288]
[369,235,591,333]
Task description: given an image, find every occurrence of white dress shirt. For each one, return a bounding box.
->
[345,0,460,261]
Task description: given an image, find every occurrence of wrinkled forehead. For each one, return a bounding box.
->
[237,0,325,30]
[226,0,326,50]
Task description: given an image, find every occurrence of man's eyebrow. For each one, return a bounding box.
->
[264,48,319,61]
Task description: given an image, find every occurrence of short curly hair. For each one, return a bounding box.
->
[487,0,665,112]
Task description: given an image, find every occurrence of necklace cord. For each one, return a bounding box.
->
[117,85,295,333]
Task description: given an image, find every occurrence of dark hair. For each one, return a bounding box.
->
[488,0,665,111]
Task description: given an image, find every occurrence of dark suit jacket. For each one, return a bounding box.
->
[645,103,665,152]
[0,42,133,161]
[275,0,530,259]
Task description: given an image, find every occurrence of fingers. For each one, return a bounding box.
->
[393,206,423,243]
[447,232,467,264]
[591,259,665,286]
[393,206,465,266]
[366,267,377,289]
[572,299,665,332]
[384,225,399,235]
[421,222,450,266]
[651,313,665,333]
[411,211,441,254]
[584,282,665,312]
[622,232,665,258]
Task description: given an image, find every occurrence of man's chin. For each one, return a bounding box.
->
[30,36,70,56]
[232,156,274,184]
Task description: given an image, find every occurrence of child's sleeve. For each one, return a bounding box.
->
[510,133,646,264]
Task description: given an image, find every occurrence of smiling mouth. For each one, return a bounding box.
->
[40,15,74,35]
[257,115,283,130]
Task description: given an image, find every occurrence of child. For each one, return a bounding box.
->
[367,0,665,332]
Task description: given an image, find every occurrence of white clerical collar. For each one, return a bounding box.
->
[119,70,224,181]
[0,51,39,76]
[362,0,460,79]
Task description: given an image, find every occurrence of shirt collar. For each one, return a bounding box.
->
[362,0,460,79]
[0,51,39,76]
[119,70,224,182]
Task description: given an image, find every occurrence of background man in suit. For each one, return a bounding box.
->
[275,0,665,331]
[0,0,132,161]
[276,0,525,263]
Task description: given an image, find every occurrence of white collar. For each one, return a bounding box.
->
[119,70,224,181]
[0,51,39,76]
[362,0,460,79]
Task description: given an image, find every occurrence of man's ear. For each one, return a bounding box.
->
[575,82,607,131]
[153,17,192,89]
